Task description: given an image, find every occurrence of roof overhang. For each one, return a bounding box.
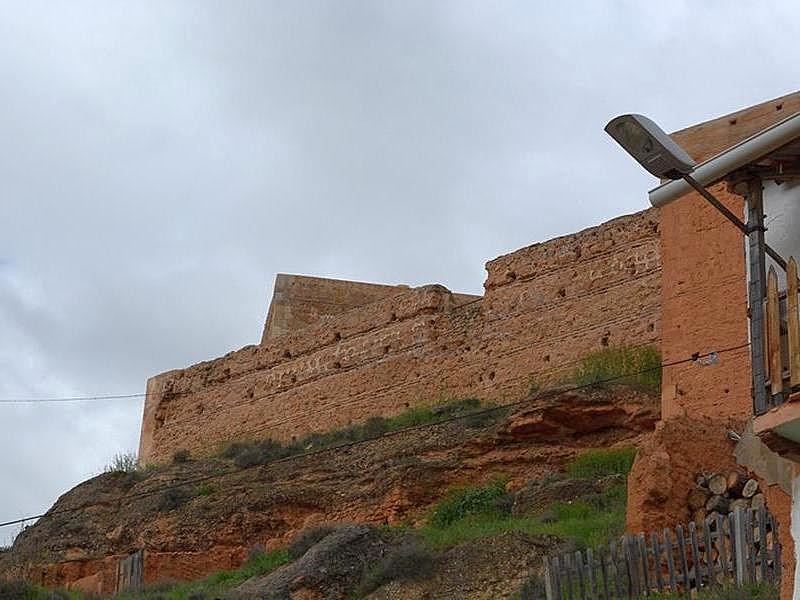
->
[649,111,800,207]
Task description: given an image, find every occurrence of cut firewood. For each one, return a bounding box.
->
[751,493,766,510]
[730,498,749,512]
[726,470,746,496]
[742,479,759,498]
[708,473,728,495]
[688,487,711,510]
[706,494,729,514]
[693,508,707,525]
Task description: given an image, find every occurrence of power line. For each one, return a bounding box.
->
[0,343,750,531]
[0,393,145,404]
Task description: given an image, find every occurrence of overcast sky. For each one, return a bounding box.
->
[1,1,799,545]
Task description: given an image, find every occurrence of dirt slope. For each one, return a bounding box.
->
[0,385,657,595]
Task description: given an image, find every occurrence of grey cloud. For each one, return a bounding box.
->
[2,0,800,545]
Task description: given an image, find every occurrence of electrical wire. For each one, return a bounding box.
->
[0,343,750,531]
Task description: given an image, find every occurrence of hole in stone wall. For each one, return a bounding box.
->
[247,389,254,399]
[776,103,783,111]
[729,118,738,125]
[488,371,495,380]
[383,345,391,355]
[543,354,550,363]
[557,287,566,298]
[333,332,342,342]
[601,334,610,347]
[283,349,292,359]
[333,361,341,369]
[197,404,205,415]
[648,323,655,332]
[390,312,397,322]
[404,402,410,408]
[506,271,517,282]
[291,375,297,384]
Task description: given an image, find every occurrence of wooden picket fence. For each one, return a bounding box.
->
[543,506,781,599]
[764,257,800,407]
[115,549,144,593]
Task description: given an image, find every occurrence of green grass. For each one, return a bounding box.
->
[566,447,637,479]
[219,397,500,467]
[113,548,289,599]
[642,582,778,599]
[570,345,662,392]
[427,479,511,528]
[0,581,84,599]
[421,448,636,551]
[421,483,627,550]
[104,451,139,474]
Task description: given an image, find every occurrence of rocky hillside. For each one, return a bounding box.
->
[0,385,658,597]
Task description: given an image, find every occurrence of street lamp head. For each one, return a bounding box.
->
[604,114,696,180]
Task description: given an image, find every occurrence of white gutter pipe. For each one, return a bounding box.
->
[649,111,800,208]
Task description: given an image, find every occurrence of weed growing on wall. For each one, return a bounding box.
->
[570,345,661,392]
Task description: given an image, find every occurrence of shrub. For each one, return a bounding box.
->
[566,447,636,479]
[104,451,138,474]
[172,449,190,464]
[356,538,434,595]
[571,345,661,391]
[196,484,214,497]
[287,525,336,560]
[231,439,293,468]
[518,574,546,599]
[428,480,511,528]
[158,487,191,512]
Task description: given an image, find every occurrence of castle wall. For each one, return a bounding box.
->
[139,208,661,465]
[260,274,420,343]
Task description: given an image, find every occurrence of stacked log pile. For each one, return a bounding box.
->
[688,470,765,525]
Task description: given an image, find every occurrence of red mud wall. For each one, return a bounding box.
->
[139,209,662,464]
[628,92,800,599]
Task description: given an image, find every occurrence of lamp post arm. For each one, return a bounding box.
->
[682,174,788,271]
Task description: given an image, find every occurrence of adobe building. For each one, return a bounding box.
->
[137,91,799,596]
[625,90,800,600]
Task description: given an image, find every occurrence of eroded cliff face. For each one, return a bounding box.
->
[1,386,658,595]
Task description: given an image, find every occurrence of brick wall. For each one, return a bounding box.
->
[658,92,800,422]
[138,209,661,464]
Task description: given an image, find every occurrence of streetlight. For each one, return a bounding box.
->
[604,114,788,270]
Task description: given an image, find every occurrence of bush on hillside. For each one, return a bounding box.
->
[158,487,191,512]
[288,525,337,560]
[104,452,138,474]
[428,480,512,528]
[356,538,434,595]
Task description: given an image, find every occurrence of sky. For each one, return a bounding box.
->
[2,0,800,545]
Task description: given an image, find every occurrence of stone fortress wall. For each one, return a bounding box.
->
[139,209,662,464]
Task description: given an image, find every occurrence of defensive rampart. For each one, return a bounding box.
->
[139,209,661,464]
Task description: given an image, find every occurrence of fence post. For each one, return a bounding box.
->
[788,257,799,389]
[544,557,554,600]
[767,267,783,399]
[733,507,747,585]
